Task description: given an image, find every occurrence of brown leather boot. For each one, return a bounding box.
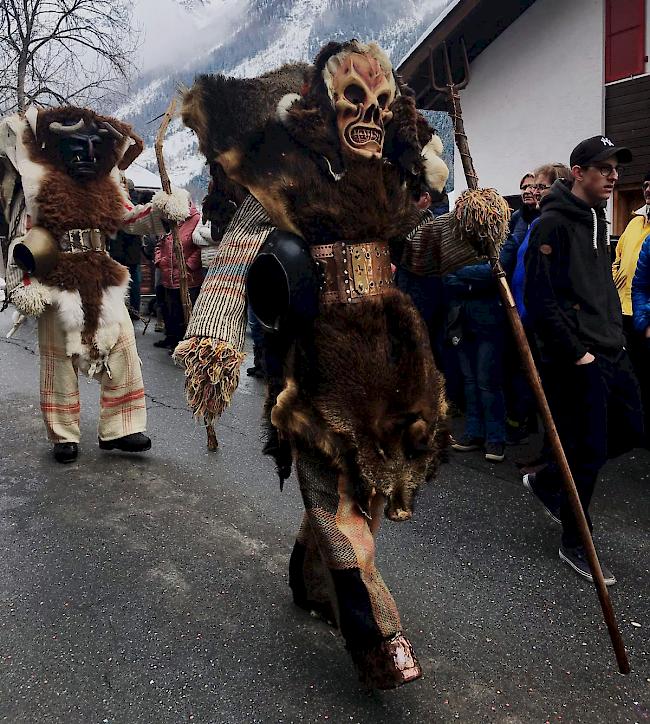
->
[349,633,422,690]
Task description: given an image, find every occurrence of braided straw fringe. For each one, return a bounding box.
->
[173,336,245,423]
[453,188,511,256]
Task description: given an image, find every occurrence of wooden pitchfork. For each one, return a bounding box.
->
[430,39,630,674]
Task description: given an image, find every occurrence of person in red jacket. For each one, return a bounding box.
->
[154,201,203,350]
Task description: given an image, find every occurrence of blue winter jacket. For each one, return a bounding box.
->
[632,235,650,332]
[500,206,540,279]
[443,262,504,328]
[510,217,541,323]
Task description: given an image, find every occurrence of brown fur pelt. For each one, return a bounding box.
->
[185,42,450,519]
[181,63,309,162]
[221,121,416,242]
[40,252,128,347]
[271,289,447,521]
[29,159,126,238]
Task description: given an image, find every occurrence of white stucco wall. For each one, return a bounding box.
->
[449,0,605,198]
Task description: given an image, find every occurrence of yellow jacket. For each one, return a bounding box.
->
[612,206,650,316]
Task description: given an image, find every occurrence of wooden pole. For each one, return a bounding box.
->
[155,98,218,451]
[154,98,192,326]
[432,42,630,674]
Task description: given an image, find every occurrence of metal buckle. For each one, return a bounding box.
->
[66,229,84,251]
[351,244,374,296]
[63,228,104,252]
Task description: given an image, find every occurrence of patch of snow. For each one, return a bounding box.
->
[113,77,168,119]
[230,0,319,77]
[138,118,206,188]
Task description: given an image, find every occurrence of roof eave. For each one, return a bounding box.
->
[397,0,482,78]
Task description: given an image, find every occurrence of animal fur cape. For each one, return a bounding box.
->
[179,41,510,518]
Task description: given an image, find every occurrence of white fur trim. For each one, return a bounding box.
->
[25,106,39,138]
[152,188,190,224]
[53,289,85,333]
[421,136,449,193]
[12,115,47,222]
[276,93,301,124]
[11,279,52,317]
[423,135,443,157]
[22,275,130,378]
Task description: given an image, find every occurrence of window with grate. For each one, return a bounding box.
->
[605,0,647,82]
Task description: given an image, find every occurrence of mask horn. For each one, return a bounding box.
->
[49,119,86,135]
[98,122,124,141]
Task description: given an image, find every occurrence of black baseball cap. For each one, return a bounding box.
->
[570,136,632,167]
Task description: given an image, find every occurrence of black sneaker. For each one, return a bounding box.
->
[450,435,484,452]
[523,473,561,525]
[559,544,616,586]
[485,442,505,462]
[506,424,529,446]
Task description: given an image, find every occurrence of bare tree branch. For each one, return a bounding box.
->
[0,0,139,114]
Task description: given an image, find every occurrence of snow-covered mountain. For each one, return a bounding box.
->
[115,0,454,199]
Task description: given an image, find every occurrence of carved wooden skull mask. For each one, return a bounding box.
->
[327,51,396,160]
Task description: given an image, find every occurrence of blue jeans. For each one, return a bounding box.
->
[247,305,265,350]
[455,302,506,443]
[394,264,452,374]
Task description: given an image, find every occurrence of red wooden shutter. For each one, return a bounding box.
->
[606,0,646,82]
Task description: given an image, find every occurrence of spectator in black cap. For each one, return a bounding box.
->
[522,135,644,586]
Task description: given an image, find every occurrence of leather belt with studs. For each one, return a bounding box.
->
[310,240,394,305]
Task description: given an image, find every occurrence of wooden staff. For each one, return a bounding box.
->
[430,39,630,674]
[155,99,217,451]
[155,98,192,325]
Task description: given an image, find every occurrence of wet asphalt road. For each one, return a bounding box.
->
[0,311,648,724]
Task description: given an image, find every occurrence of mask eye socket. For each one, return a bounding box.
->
[344,84,366,105]
[377,93,390,109]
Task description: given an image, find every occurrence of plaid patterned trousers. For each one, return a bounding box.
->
[290,450,402,650]
[38,304,146,443]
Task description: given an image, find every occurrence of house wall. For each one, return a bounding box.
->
[647,0,650,73]
[604,0,650,233]
[450,0,605,198]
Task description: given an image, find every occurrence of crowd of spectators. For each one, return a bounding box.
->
[116,136,649,586]
[398,137,648,585]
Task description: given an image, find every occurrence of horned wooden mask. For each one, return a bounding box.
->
[325,46,396,160]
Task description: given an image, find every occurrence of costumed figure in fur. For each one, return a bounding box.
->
[176,42,510,689]
[0,105,190,464]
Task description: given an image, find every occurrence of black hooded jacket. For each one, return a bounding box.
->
[524,179,624,363]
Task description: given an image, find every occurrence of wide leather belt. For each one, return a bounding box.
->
[311,240,393,305]
[59,228,106,253]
